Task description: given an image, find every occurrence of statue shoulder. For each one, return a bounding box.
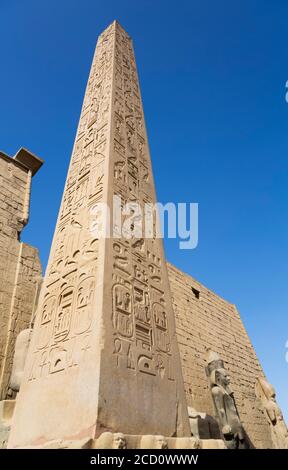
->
[211,385,222,397]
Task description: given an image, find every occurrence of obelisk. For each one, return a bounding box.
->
[8,21,190,448]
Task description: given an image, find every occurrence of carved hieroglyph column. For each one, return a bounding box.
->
[8,21,190,448]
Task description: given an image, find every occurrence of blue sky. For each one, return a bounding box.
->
[1,0,288,420]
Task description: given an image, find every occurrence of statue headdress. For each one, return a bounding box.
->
[205,350,225,379]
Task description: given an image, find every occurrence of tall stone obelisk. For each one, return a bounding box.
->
[9,21,190,448]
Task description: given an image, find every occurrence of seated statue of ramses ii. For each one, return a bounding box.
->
[206,350,249,449]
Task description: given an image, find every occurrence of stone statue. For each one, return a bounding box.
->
[255,377,288,449]
[113,433,127,449]
[92,432,127,449]
[9,329,33,393]
[140,435,168,449]
[205,350,248,449]
[154,435,168,449]
[173,437,201,449]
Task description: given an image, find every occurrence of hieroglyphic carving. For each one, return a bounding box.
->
[109,23,177,384]
[54,286,74,342]
[38,295,56,350]
[27,23,116,380]
[74,276,95,334]
[29,333,93,381]
[153,302,170,353]
[113,241,131,275]
[113,338,135,371]
[134,287,150,324]
[112,282,133,338]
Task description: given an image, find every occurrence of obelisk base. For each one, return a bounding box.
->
[8,432,226,449]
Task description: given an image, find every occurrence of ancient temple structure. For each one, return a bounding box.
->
[0,21,286,449]
[0,148,43,448]
[167,264,278,448]
[0,148,43,401]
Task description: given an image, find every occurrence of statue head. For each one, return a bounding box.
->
[113,433,127,449]
[215,368,231,387]
[140,435,168,449]
[209,367,230,389]
[206,351,231,390]
[255,377,277,401]
[174,437,201,449]
[94,432,127,449]
[206,350,225,381]
[155,435,168,449]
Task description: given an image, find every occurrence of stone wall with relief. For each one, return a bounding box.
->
[167,262,275,449]
[0,150,42,400]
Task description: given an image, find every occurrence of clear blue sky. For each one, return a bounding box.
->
[1,0,288,420]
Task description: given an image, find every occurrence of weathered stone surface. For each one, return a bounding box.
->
[0,149,43,400]
[201,439,226,449]
[17,438,93,449]
[0,400,15,422]
[255,377,288,449]
[0,400,16,448]
[10,328,33,393]
[8,21,189,448]
[92,432,127,449]
[14,433,207,449]
[167,263,275,448]
[139,435,168,449]
[169,437,201,449]
[188,406,220,439]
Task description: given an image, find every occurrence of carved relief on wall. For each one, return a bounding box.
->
[134,287,150,324]
[113,241,131,276]
[113,338,135,371]
[37,295,56,350]
[153,302,170,353]
[74,276,96,334]
[107,23,176,385]
[112,282,133,338]
[29,333,92,381]
[54,285,74,343]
